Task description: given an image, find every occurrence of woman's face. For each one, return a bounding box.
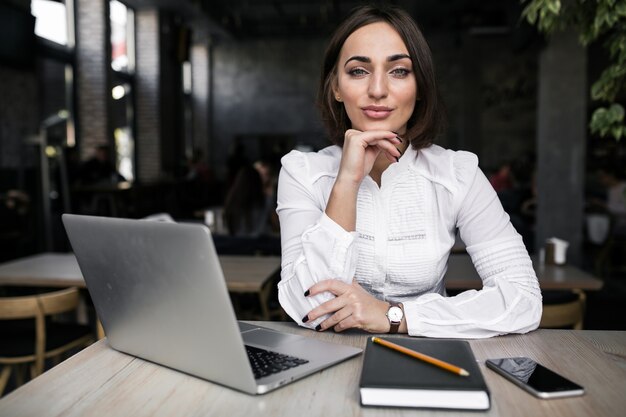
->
[333,22,417,135]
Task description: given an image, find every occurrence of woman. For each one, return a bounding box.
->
[276,5,541,338]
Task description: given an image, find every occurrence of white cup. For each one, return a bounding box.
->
[546,237,569,265]
[204,210,215,231]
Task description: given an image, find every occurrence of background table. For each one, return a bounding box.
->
[444,254,604,291]
[0,323,624,417]
[0,253,281,320]
[2,252,601,294]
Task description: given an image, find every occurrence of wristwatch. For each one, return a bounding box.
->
[386,303,404,334]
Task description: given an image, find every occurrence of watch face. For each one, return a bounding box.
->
[387,306,403,322]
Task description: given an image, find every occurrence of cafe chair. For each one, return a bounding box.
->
[0,287,95,396]
[539,289,586,330]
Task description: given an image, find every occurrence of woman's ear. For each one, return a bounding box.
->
[332,77,342,102]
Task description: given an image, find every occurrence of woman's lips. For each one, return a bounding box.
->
[362,106,393,119]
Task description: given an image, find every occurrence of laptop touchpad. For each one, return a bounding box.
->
[242,328,304,348]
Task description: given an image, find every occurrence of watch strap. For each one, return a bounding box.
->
[387,303,402,334]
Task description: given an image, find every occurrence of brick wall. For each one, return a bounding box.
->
[76,0,108,160]
[0,66,39,170]
[76,1,167,183]
[191,40,210,160]
[135,9,161,183]
[0,0,38,170]
[212,38,327,178]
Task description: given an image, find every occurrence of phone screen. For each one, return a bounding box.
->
[486,357,584,397]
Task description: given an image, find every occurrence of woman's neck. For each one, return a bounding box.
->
[369,155,390,186]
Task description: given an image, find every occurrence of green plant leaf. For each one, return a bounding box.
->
[591,106,626,139]
[524,0,626,141]
[608,103,625,121]
[547,0,561,15]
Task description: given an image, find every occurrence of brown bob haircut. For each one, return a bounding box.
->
[318,5,446,150]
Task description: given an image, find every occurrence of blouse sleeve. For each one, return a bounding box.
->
[402,152,543,338]
[275,151,359,329]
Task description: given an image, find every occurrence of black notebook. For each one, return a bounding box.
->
[359,337,490,410]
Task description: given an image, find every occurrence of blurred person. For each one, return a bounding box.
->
[78,145,125,186]
[489,162,514,193]
[226,139,250,188]
[0,189,31,261]
[186,148,213,184]
[253,160,280,233]
[223,161,278,237]
[597,167,626,233]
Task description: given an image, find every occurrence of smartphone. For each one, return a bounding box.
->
[486,357,584,399]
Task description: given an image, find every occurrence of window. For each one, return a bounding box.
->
[31,0,71,46]
[31,0,76,250]
[110,0,136,181]
[110,0,135,73]
[182,60,193,158]
[111,82,134,181]
[32,0,75,148]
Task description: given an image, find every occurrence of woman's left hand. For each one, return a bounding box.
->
[304,280,391,333]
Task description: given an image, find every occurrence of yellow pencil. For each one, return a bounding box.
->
[372,337,470,377]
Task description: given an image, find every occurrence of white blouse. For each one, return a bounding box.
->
[276,144,542,338]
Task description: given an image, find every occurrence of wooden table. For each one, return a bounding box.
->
[0,253,281,320]
[0,322,624,417]
[444,254,604,291]
[219,255,283,320]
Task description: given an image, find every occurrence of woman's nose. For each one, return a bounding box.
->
[367,72,388,99]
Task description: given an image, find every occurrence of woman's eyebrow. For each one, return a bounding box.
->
[344,53,411,67]
[387,53,411,62]
[344,55,370,67]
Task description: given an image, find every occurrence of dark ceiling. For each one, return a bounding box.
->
[126,0,526,41]
[204,0,523,39]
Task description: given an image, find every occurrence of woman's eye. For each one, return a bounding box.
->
[391,68,411,78]
[348,68,368,77]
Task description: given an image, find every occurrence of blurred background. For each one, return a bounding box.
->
[0,0,625,328]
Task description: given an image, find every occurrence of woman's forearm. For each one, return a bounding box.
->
[324,176,360,232]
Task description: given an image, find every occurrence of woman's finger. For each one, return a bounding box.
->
[375,143,402,163]
[304,294,346,323]
[333,314,358,332]
[319,307,354,332]
[345,129,400,147]
[302,279,350,324]
[306,279,350,298]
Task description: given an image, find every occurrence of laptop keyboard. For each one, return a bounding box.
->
[246,345,309,379]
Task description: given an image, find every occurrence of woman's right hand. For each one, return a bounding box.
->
[325,129,402,232]
[337,129,402,185]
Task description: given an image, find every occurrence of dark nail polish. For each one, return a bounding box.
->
[395,156,400,163]
[302,315,309,323]
[304,289,310,297]
[315,324,323,331]
[395,136,403,143]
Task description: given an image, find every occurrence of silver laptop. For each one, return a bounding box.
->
[62,214,361,395]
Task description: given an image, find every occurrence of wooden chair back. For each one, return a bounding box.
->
[0,287,83,381]
[0,287,80,319]
[539,289,586,330]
